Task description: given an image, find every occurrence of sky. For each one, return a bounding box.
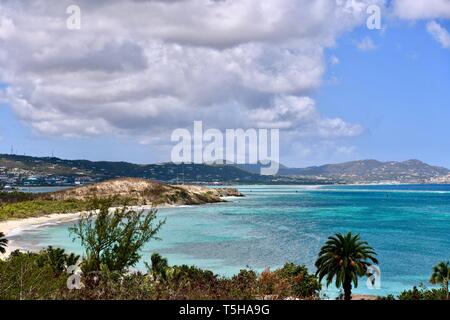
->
[0,0,450,168]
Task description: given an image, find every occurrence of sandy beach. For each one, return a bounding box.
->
[0,212,83,258]
[0,204,170,259]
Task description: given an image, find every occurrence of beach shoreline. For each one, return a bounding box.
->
[0,204,178,259]
[0,211,83,258]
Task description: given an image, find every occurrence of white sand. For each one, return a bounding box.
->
[0,212,83,258]
[0,204,172,259]
[0,212,82,237]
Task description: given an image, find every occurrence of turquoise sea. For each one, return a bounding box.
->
[9,184,450,297]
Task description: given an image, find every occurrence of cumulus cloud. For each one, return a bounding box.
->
[246,96,362,137]
[393,1,450,52]
[394,0,450,20]
[0,0,377,150]
[427,21,450,49]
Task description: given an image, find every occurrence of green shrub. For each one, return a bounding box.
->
[0,191,35,204]
[398,284,447,300]
[0,199,88,221]
[274,262,322,299]
[229,269,259,299]
[69,198,165,273]
[61,270,156,300]
[146,253,170,281]
[0,251,66,300]
[0,249,322,300]
[140,256,319,300]
[36,246,80,275]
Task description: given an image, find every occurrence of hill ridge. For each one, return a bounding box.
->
[1,154,449,184]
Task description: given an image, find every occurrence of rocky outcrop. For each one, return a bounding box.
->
[215,188,245,197]
[39,178,243,206]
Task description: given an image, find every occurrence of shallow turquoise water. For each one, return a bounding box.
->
[10,184,450,297]
[18,186,74,193]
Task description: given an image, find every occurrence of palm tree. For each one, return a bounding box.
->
[430,261,450,300]
[0,232,8,254]
[147,253,170,281]
[315,232,378,300]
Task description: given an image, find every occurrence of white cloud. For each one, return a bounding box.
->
[393,1,450,52]
[246,95,362,137]
[394,0,450,20]
[0,0,378,154]
[356,36,377,51]
[427,21,450,49]
[330,55,340,65]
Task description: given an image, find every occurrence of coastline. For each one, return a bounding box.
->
[0,204,178,259]
[0,179,243,260]
[0,211,83,258]
[1,183,446,299]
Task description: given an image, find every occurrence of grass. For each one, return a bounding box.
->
[0,199,89,221]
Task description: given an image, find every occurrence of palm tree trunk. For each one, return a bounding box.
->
[343,280,352,301]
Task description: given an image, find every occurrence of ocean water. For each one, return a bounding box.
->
[9,184,450,297]
[18,186,74,193]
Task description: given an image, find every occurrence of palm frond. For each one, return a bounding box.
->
[315,231,378,299]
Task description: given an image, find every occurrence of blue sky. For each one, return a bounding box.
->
[0,103,156,164]
[1,1,450,168]
[315,19,450,167]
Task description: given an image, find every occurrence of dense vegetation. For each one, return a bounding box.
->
[0,248,322,300]
[0,190,87,221]
[395,286,448,300]
[0,199,89,221]
[0,191,35,204]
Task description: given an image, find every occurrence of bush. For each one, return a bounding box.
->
[140,256,320,300]
[69,198,165,273]
[229,270,259,299]
[397,284,448,300]
[0,250,67,300]
[0,199,88,221]
[36,246,80,275]
[0,191,35,204]
[61,271,155,300]
[274,263,322,299]
[1,248,322,300]
[146,253,170,281]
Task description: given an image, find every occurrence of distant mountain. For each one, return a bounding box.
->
[224,161,287,175]
[1,154,448,185]
[0,154,271,183]
[279,159,450,182]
